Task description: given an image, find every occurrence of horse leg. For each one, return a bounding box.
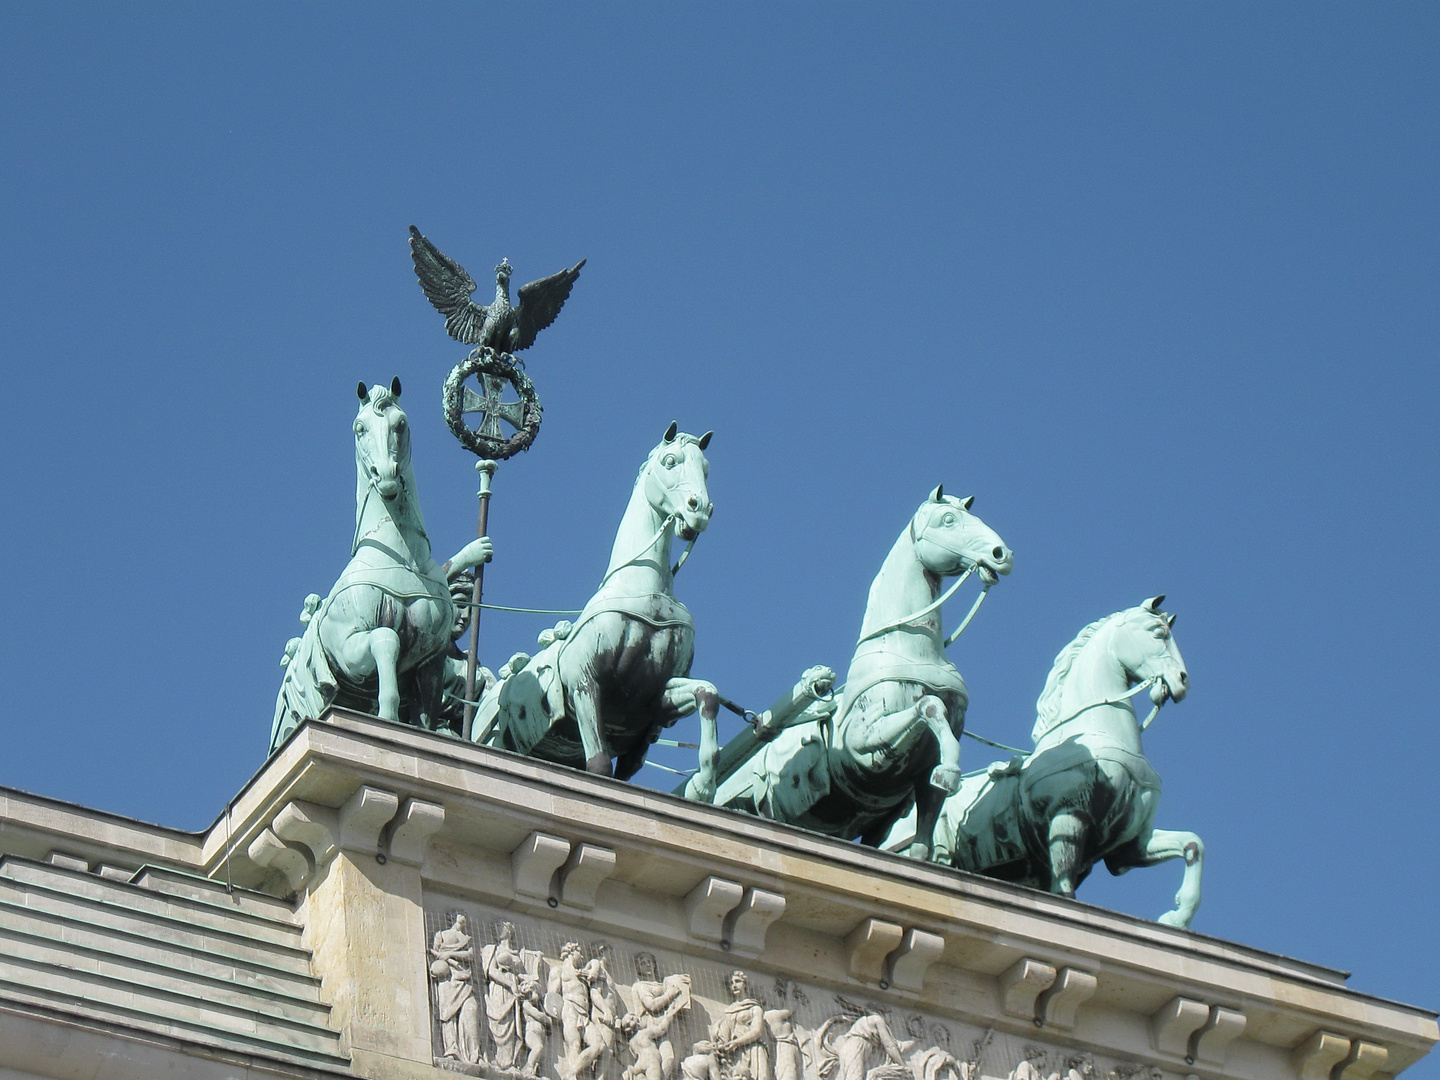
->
[571,681,613,776]
[330,627,402,721]
[412,654,449,734]
[849,695,960,796]
[1047,811,1090,898]
[905,778,947,861]
[1107,828,1204,928]
[656,678,719,801]
[369,628,402,721]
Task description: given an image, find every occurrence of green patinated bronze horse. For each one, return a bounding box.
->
[270,380,494,753]
[473,423,723,781]
[885,597,1202,927]
[693,487,1013,859]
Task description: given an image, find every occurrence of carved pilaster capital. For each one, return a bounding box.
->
[1292,1031,1352,1080]
[998,957,1058,1019]
[511,831,571,900]
[383,798,444,867]
[1035,966,1097,1029]
[884,927,944,993]
[723,887,786,956]
[554,842,617,910]
[683,876,745,944]
[844,917,904,984]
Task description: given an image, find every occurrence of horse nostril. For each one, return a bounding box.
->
[687,495,700,511]
[1179,671,1189,685]
[992,546,1005,560]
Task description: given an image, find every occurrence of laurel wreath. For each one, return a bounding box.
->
[442,348,543,460]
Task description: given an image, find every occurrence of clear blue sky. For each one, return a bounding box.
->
[2,3,1436,1037]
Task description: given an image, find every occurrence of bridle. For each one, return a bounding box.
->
[857,511,995,645]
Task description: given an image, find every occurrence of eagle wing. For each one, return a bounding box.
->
[409,226,489,344]
[514,259,586,350]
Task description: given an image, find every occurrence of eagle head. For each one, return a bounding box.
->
[494,258,513,283]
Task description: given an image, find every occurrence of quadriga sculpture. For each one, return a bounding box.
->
[270,379,494,752]
[473,423,723,781]
[885,597,1202,927]
[695,487,1013,859]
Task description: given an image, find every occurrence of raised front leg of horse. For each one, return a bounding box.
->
[651,678,719,800]
[848,693,962,859]
[328,626,403,722]
[1105,827,1205,928]
[848,694,962,795]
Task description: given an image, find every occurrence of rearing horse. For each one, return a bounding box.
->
[475,422,720,781]
[700,487,1013,859]
[886,597,1202,927]
[270,379,493,752]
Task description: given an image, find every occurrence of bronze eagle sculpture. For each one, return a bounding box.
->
[408,225,585,353]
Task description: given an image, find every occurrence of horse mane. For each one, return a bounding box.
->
[365,384,397,411]
[1031,610,1125,742]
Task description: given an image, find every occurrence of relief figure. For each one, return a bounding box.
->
[626,951,692,1080]
[714,971,772,1080]
[430,913,483,1065]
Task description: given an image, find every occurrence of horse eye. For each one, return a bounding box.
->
[663,455,678,468]
[354,422,365,434]
[943,513,956,525]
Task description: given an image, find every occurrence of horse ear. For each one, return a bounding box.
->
[959,495,975,511]
[697,430,713,450]
[356,381,369,401]
[929,484,944,502]
[391,376,402,398]
[1143,595,1166,613]
[1166,612,1177,628]
[663,421,678,443]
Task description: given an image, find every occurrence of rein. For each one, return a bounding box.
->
[857,565,991,646]
[958,677,1168,773]
[1039,676,1164,739]
[598,511,698,587]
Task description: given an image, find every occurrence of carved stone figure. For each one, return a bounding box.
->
[475,424,722,783]
[815,1005,908,1080]
[959,1029,992,1080]
[700,488,1012,858]
[886,598,1201,927]
[902,1017,963,1080]
[682,1041,724,1080]
[714,971,772,1080]
[409,226,585,353]
[1007,1046,1049,1080]
[1057,1053,1096,1080]
[626,951,691,1080]
[548,941,615,1080]
[430,913,483,1065]
[481,921,546,1071]
[271,380,494,751]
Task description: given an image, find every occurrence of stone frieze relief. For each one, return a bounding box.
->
[425,900,1171,1080]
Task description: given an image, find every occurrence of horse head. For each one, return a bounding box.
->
[1116,596,1189,705]
[642,421,714,540]
[354,377,410,503]
[910,486,1014,584]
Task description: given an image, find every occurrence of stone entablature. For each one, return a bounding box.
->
[0,710,1433,1080]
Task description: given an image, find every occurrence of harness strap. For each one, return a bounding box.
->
[857,565,976,643]
[598,513,676,588]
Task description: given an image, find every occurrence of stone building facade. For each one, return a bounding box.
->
[0,710,1432,1080]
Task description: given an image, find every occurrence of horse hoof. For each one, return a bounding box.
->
[1157,909,1192,929]
[585,753,614,776]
